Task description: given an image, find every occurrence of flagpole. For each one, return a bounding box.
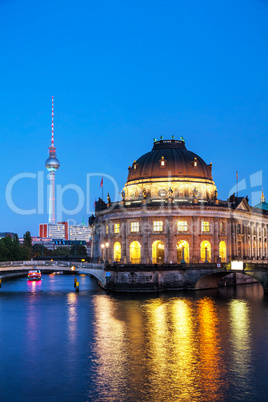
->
[236,171,238,197]
[101,176,103,200]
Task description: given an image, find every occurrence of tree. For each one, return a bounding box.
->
[23,231,32,249]
[52,246,71,256]
[70,245,87,256]
[32,244,50,258]
[0,234,28,261]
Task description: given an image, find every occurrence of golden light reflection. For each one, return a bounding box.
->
[91,295,228,401]
[170,299,200,399]
[197,298,224,399]
[93,295,127,396]
[229,300,252,384]
[67,292,78,343]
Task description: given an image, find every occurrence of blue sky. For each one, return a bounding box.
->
[0,0,268,236]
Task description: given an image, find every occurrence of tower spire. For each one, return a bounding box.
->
[51,96,54,147]
[45,96,60,224]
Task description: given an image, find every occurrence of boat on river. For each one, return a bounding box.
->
[28,270,42,281]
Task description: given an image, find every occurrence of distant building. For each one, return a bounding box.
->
[69,224,91,242]
[0,232,15,239]
[39,222,68,239]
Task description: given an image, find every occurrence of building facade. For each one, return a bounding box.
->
[91,138,268,265]
[39,222,68,239]
[69,224,91,242]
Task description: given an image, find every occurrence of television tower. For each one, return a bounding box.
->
[45,96,60,224]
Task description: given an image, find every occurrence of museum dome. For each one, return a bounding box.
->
[127,139,213,183]
[123,138,217,202]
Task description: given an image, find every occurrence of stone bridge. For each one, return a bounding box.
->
[103,262,268,292]
[1,260,268,293]
[0,260,107,289]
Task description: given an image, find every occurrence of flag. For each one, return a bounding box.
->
[100,176,103,187]
[236,171,238,180]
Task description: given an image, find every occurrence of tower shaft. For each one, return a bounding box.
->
[48,171,56,224]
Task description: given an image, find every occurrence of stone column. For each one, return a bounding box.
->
[121,218,127,263]
[141,216,148,264]
[227,218,232,261]
[213,218,219,263]
[166,216,175,264]
[192,216,199,263]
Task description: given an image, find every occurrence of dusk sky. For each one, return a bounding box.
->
[0,0,268,236]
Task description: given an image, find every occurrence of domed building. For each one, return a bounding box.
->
[91,138,268,266]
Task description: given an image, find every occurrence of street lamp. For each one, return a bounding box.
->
[177,242,186,264]
[105,242,109,263]
[178,242,186,264]
[204,242,209,263]
[101,243,105,262]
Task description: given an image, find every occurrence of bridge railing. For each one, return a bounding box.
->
[0,260,105,270]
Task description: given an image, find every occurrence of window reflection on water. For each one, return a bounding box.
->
[91,295,233,401]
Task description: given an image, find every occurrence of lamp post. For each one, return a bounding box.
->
[105,242,109,263]
[178,242,186,264]
[205,243,209,263]
[101,243,105,262]
[181,244,186,263]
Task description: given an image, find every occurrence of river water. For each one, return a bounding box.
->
[0,274,268,401]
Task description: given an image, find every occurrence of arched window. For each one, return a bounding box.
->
[114,242,121,262]
[177,240,190,263]
[200,241,211,263]
[152,240,165,264]
[130,241,141,264]
[219,241,226,263]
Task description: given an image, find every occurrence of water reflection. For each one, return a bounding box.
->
[67,292,78,343]
[229,299,255,396]
[1,277,267,401]
[197,298,225,400]
[92,296,128,399]
[92,295,230,401]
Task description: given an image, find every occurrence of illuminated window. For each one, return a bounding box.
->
[114,242,121,262]
[202,221,209,232]
[200,241,211,262]
[114,223,120,234]
[220,222,225,233]
[152,241,165,263]
[130,222,139,232]
[159,156,166,168]
[130,241,141,263]
[106,225,108,234]
[153,221,163,231]
[192,157,198,167]
[219,241,226,262]
[133,160,138,170]
[178,221,188,231]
